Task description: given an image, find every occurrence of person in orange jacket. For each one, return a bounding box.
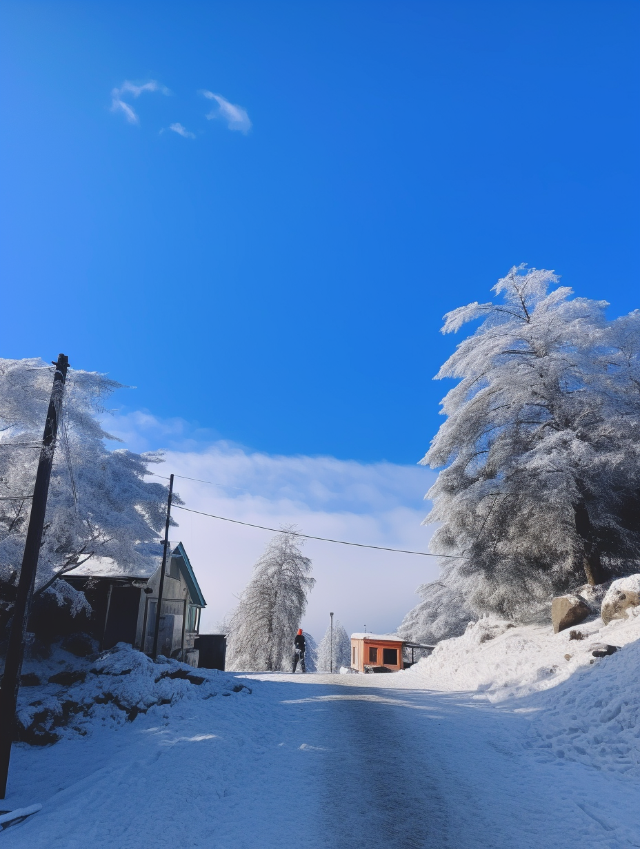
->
[292,628,306,673]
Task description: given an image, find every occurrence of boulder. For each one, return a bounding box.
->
[552,595,591,633]
[591,644,619,658]
[601,575,640,625]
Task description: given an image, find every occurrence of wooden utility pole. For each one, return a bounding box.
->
[151,473,174,660]
[329,611,334,673]
[0,354,69,799]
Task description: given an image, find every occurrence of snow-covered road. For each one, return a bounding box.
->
[3,673,640,848]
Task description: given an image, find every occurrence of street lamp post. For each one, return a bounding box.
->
[329,612,334,673]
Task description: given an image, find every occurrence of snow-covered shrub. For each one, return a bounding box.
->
[0,358,173,628]
[317,618,350,672]
[15,643,249,744]
[226,529,315,672]
[418,266,640,624]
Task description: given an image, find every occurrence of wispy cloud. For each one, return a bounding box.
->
[111,80,171,125]
[201,91,252,134]
[169,122,196,139]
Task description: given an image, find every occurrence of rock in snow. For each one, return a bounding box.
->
[601,574,640,625]
[551,595,591,633]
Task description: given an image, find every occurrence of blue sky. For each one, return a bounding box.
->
[2,0,639,468]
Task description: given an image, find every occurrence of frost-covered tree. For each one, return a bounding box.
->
[226,529,315,671]
[0,358,172,627]
[418,266,640,622]
[398,581,473,646]
[317,618,351,672]
[303,631,318,672]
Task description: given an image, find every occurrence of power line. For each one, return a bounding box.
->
[152,472,456,558]
[172,504,463,558]
[149,472,244,491]
[0,496,33,501]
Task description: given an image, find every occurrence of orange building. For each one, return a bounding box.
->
[350,633,405,673]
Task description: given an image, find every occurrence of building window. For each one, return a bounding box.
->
[368,646,378,663]
[146,601,157,636]
[383,648,398,665]
[352,646,356,664]
[168,556,180,579]
[187,605,200,632]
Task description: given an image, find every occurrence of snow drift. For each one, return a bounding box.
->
[398,607,640,779]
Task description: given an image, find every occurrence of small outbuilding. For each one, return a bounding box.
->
[63,541,206,664]
[350,633,405,673]
[350,633,435,673]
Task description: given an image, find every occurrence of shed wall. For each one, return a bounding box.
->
[350,637,404,673]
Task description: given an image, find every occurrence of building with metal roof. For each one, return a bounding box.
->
[64,541,206,665]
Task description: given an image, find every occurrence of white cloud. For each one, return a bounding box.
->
[106,412,439,641]
[111,98,139,124]
[201,90,252,134]
[110,80,171,125]
[169,122,196,139]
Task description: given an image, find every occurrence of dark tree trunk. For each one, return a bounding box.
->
[573,500,608,585]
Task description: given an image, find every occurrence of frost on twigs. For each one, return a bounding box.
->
[398,580,474,645]
[407,265,640,631]
[226,528,315,672]
[0,358,177,628]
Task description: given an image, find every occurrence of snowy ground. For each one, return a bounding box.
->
[2,613,640,848]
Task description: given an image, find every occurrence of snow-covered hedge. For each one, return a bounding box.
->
[16,644,250,745]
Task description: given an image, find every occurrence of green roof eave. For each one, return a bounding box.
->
[172,542,207,607]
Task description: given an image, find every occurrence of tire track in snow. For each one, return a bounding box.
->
[313,690,449,848]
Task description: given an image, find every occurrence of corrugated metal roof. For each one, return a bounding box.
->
[67,555,156,580]
[64,542,207,608]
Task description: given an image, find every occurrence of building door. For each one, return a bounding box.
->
[144,599,184,656]
[103,586,140,649]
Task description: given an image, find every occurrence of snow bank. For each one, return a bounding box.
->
[397,608,640,779]
[529,634,640,778]
[401,611,640,701]
[15,643,249,743]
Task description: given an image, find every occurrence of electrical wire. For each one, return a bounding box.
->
[172,503,463,558]
[149,472,244,491]
[0,495,33,501]
[151,472,459,558]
